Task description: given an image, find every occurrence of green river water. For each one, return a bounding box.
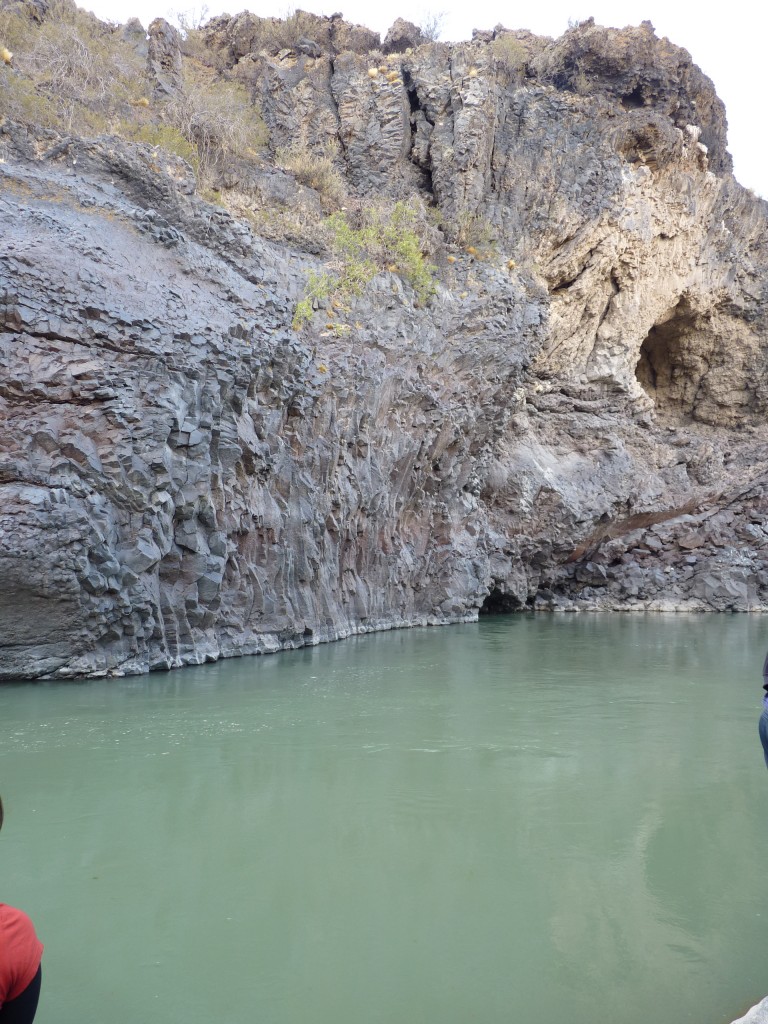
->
[2,614,768,1024]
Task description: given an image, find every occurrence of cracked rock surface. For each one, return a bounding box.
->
[1,15,767,679]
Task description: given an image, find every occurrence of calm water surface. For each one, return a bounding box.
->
[2,615,768,1024]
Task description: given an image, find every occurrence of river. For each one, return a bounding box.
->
[2,614,767,1023]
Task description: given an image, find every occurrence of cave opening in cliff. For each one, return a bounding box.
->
[635,298,703,418]
[479,587,524,615]
[620,85,646,109]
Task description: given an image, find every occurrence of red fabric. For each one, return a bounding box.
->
[0,904,43,1007]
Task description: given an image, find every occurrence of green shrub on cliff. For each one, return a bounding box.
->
[293,271,336,330]
[381,203,437,303]
[327,202,437,304]
[292,200,437,330]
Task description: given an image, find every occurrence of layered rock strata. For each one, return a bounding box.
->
[0,15,767,679]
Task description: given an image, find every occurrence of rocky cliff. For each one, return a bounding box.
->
[1,7,767,679]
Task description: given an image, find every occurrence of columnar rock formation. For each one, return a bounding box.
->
[1,11,767,679]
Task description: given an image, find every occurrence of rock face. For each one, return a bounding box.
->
[1,14,767,679]
[382,18,424,54]
[732,998,768,1024]
[147,18,183,96]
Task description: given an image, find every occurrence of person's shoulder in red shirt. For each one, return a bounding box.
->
[0,903,44,1007]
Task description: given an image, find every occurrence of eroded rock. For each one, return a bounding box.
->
[147,17,182,96]
[0,14,767,680]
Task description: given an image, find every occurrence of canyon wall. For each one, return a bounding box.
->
[1,12,767,678]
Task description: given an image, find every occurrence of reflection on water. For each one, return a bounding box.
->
[2,614,768,1024]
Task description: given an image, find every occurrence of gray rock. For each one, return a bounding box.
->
[0,16,767,681]
[383,18,424,54]
[731,998,768,1024]
[147,18,182,96]
[121,18,148,57]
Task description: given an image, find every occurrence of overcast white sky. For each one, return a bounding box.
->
[84,0,765,197]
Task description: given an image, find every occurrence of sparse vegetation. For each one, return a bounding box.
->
[275,141,347,210]
[491,34,527,76]
[1,0,147,132]
[293,201,438,330]
[225,9,324,57]
[164,69,266,182]
[120,121,200,170]
[172,8,326,68]
[572,62,592,96]
[236,199,328,250]
[0,0,267,188]
[455,210,497,251]
[420,11,446,42]
[0,1,485,307]
[170,5,209,35]
[0,60,60,128]
[170,6,227,67]
[0,7,34,52]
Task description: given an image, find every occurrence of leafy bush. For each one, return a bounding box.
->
[293,200,437,329]
[292,270,336,330]
[375,202,437,303]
